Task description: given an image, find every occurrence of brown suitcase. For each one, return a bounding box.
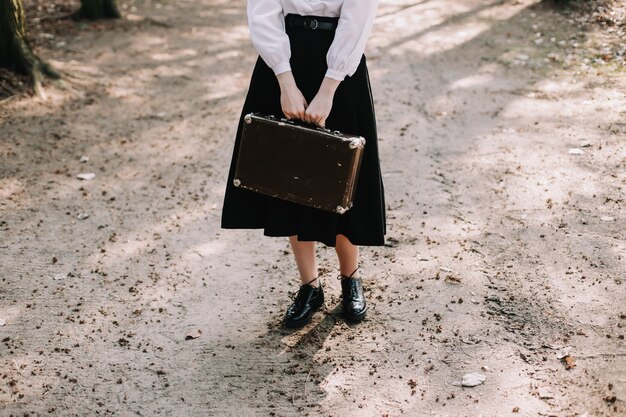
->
[233,113,366,214]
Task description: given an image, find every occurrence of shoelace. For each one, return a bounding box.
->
[337,267,361,300]
[291,276,321,302]
[337,266,360,281]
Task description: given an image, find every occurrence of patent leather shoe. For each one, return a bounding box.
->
[284,278,324,328]
[339,269,367,322]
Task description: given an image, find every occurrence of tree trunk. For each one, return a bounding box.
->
[76,0,121,20]
[0,0,59,96]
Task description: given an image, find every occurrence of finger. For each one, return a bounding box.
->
[304,108,315,123]
[293,109,303,121]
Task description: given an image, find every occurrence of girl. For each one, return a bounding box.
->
[221,0,386,328]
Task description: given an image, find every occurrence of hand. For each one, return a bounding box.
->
[304,77,341,127]
[303,92,333,127]
[276,71,307,121]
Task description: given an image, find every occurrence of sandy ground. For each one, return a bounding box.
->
[1,0,625,416]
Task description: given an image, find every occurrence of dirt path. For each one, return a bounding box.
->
[1,0,625,416]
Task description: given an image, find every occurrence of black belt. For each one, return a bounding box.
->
[285,14,338,31]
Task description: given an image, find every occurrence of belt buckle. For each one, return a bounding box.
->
[304,18,318,30]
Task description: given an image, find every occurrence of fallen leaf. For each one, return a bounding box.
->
[444,275,462,284]
[562,355,576,370]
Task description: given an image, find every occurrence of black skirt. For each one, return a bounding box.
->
[220,15,386,248]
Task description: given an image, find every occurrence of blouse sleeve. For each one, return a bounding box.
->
[325,0,379,81]
[247,0,292,76]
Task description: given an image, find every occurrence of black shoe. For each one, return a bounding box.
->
[283,277,324,328]
[339,268,367,323]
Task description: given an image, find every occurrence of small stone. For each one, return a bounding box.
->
[185,329,203,340]
[76,173,96,180]
[556,346,572,359]
[538,387,554,399]
[568,148,585,155]
[53,273,66,280]
[79,155,90,163]
[461,372,486,387]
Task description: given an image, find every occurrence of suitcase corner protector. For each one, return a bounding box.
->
[349,137,366,149]
[336,204,352,214]
[233,179,241,187]
[244,113,253,124]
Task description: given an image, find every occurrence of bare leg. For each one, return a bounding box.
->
[289,235,319,286]
[335,234,359,278]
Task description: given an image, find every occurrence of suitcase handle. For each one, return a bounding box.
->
[277,116,340,134]
[246,113,355,142]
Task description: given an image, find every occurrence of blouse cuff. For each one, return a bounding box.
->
[271,61,292,76]
[324,68,347,81]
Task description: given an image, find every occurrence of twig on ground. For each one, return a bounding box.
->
[39,13,75,22]
[304,370,311,398]
[577,353,626,359]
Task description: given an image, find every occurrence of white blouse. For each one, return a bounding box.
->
[247,0,379,81]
